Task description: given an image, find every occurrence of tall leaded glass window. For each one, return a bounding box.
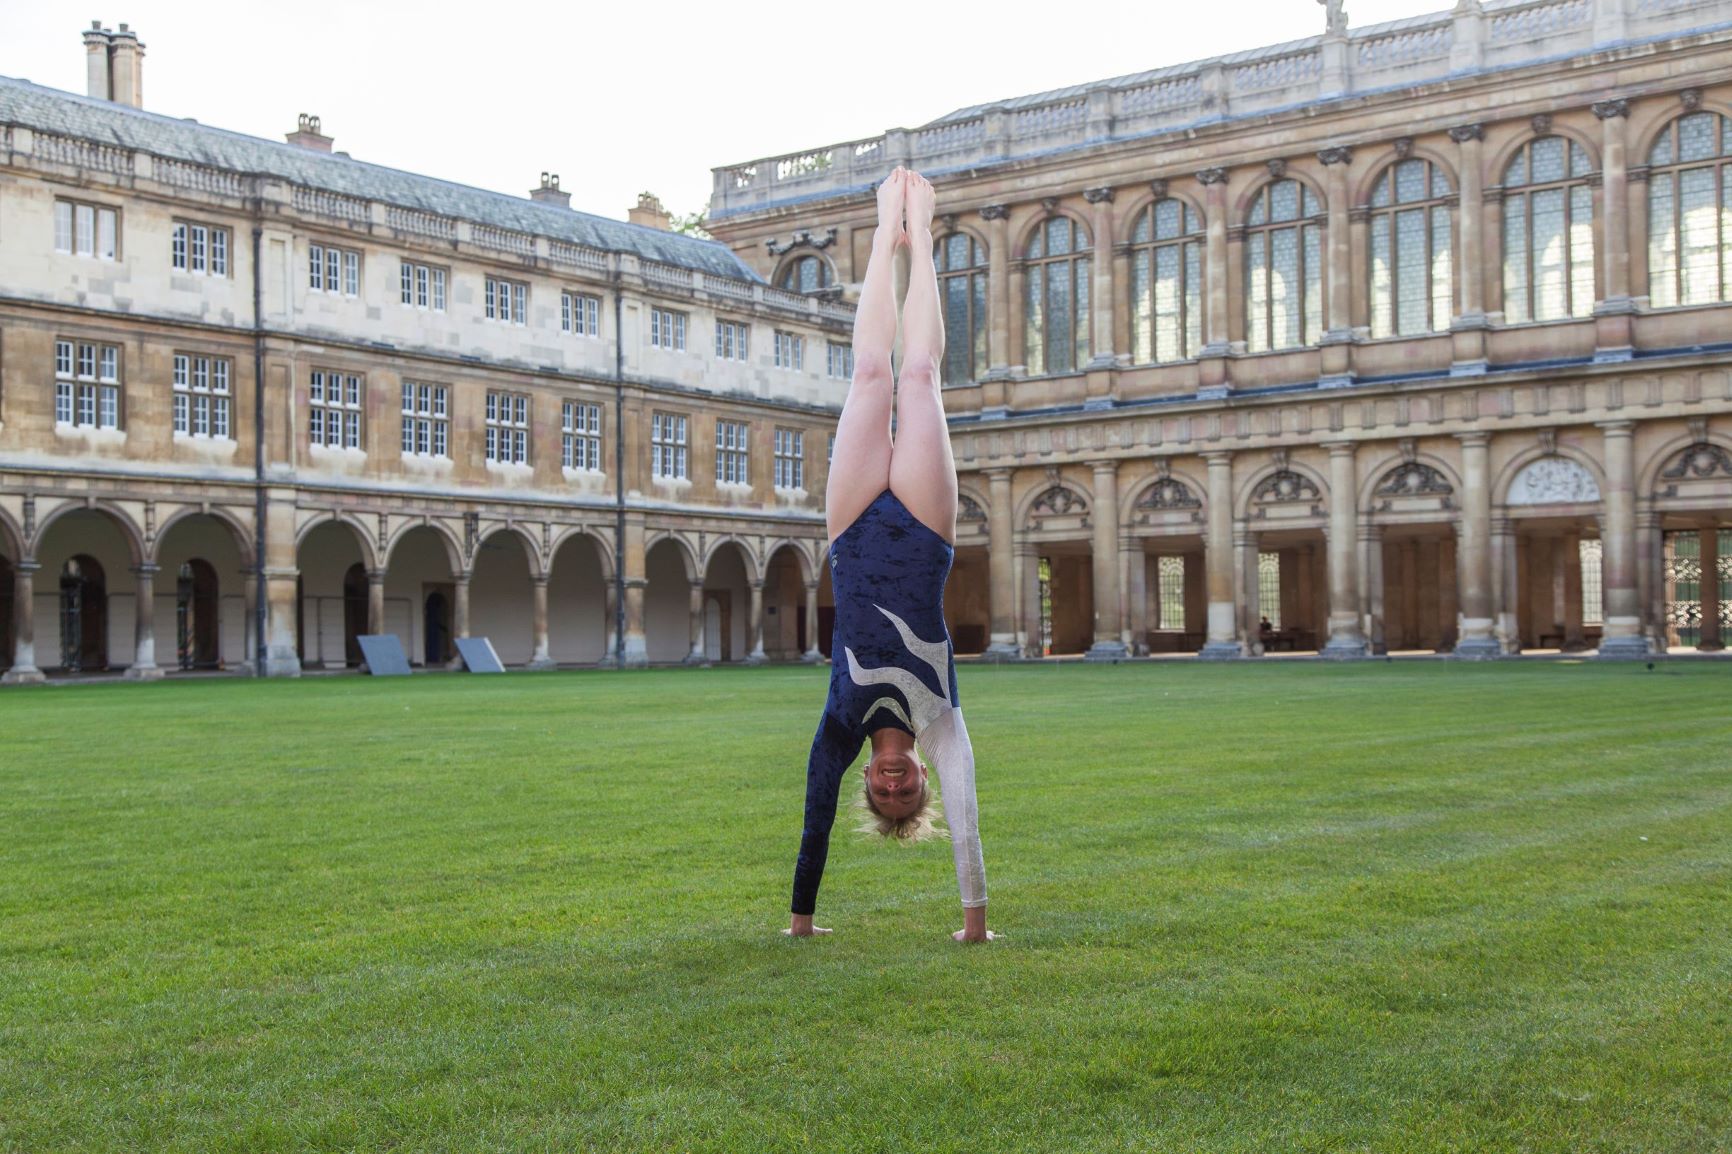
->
[1369,159,1454,338]
[1156,556,1186,631]
[1503,137,1596,323]
[1129,199,1203,364]
[1245,180,1324,352]
[1023,216,1091,375]
[1257,552,1282,630]
[936,233,988,385]
[1648,112,1732,308]
[776,255,832,294]
[1579,538,1604,627]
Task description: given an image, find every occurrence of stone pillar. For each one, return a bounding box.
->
[1562,530,1587,651]
[2,561,45,684]
[1237,524,1262,657]
[1450,124,1489,374]
[261,487,302,677]
[1084,188,1117,370]
[1637,510,1664,651]
[1019,540,1043,658]
[1492,516,1521,654]
[981,206,1012,382]
[1364,525,1387,654]
[1699,527,1723,651]
[746,580,767,664]
[803,582,822,663]
[985,468,1019,658]
[125,564,163,680]
[1200,452,1241,658]
[1085,460,1127,660]
[529,576,556,669]
[1593,99,1635,361]
[1439,533,1460,650]
[603,578,620,663]
[1598,420,1648,657]
[1318,146,1355,387]
[1322,443,1368,658]
[685,581,707,664]
[1125,540,1148,654]
[1454,432,1500,657]
[454,571,471,639]
[1401,538,1421,650]
[620,517,647,667]
[1297,543,1317,638]
[1197,168,1232,395]
[367,569,386,636]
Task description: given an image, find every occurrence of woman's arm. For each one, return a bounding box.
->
[920,707,989,939]
[789,711,862,934]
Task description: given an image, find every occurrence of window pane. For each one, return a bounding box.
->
[1395,208,1428,335]
[1650,176,1678,308]
[1504,194,1530,324]
[1430,209,1452,331]
[1678,166,1718,305]
[1131,250,1152,363]
[1371,215,1393,338]
[1155,246,1181,363]
[1271,227,1299,348]
[1025,263,1044,370]
[1532,187,1568,321]
[1248,232,1269,353]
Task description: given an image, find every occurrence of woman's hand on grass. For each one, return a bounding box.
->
[953,904,993,943]
[784,913,831,937]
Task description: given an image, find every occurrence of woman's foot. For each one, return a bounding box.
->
[876,168,909,248]
[904,169,936,240]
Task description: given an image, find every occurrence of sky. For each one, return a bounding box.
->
[1,0,1442,225]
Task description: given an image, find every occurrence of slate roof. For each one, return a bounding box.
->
[0,74,763,282]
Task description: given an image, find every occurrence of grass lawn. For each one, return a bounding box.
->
[1,661,1728,1152]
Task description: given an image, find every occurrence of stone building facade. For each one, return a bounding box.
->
[707,0,1732,660]
[0,24,858,681]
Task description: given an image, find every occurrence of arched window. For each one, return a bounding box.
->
[936,233,987,385]
[1129,199,1203,364]
[1648,111,1732,308]
[1503,136,1596,323]
[1245,179,1324,353]
[1024,216,1091,375]
[1369,158,1454,338]
[776,255,831,294]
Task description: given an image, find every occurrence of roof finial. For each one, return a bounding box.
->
[1318,0,1348,35]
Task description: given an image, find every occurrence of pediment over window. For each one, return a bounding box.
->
[958,494,987,522]
[1657,442,1732,499]
[1374,461,1455,513]
[1508,457,1600,505]
[1030,485,1088,518]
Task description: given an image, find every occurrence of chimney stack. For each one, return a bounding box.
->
[286,113,334,153]
[530,173,571,209]
[628,191,673,231]
[81,21,144,107]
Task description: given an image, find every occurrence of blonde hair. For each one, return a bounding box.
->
[858,777,946,842]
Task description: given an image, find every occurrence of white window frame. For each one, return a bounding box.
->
[55,198,118,261]
[716,418,750,485]
[401,381,449,458]
[399,260,447,311]
[172,220,230,277]
[309,369,364,450]
[651,411,689,480]
[485,390,531,464]
[309,243,361,297]
[715,319,750,362]
[561,291,601,337]
[53,339,122,430]
[774,331,805,371]
[561,400,603,471]
[485,276,528,324]
[773,428,805,490]
[172,353,232,439]
[650,307,687,350]
[826,342,854,380]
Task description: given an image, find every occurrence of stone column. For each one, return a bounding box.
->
[1019,540,1044,658]
[1084,188,1117,370]
[803,582,822,663]
[1197,168,1232,395]
[1200,452,1240,658]
[261,487,303,677]
[1492,516,1521,654]
[603,578,620,664]
[1297,542,1317,639]
[1364,525,1387,654]
[2,561,45,684]
[1562,530,1587,651]
[1699,527,1723,651]
[685,581,707,664]
[1322,443,1368,657]
[985,468,1019,658]
[1439,534,1460,650]
[529,576,556,669]
[620,517,647,667]
[1593,99,1635,360]
[1125,539,1148,654]
[1237,524,1262,657]
[1454,432,1500,657]
[1637,509,1664,651]
[125,564,163,680]
[1598,420,1648,657]
[1318,146,1356,386]
[454,571,471,639]
[1085,459,1127,660]
[981,205,1012,380]
[746,580,767,664]
[1449,124,1489,374]
[367,569,386,636]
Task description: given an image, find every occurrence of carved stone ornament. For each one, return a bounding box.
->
[1149,178,1169,198]
[1592,99,1630,121]
[1376,462,1455,498]
[1531,114,1553,136]
[1317,146,1353,166]
[1135,477,1202,510]
[1030,485,1088,517]
[1681,88,1704,112]
[978,203,1010,221]
[1399,437,1419,464]
[1267,159,1288,179]
[958,493,988,522]
[1196,167,1229,186]
[1318,0,1348,36]
[1659,442,1732,484]
[1507,457,1602,505]
[1448,124,1485,144]
[1538,427,1558,456]
[1252,469,1322,506]
[765,227,839,257]
[1083,186,1116,204]
[1394,136,1415,159]
[1040,197,1061,214]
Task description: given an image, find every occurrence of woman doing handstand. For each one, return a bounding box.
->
[787,168,991,943]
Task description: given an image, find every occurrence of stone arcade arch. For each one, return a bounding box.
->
[384,524,462,667]
[154,511,252,671]
[469,528,539,666]
[0,515,18,678]
[702,540,756,663]
[1235,460,1332,656]
[1123,468,1208,655]
[761,541,817,661]
[32,507,144,676]
[1360,447,1464,654]
[548,530,612,665]
[945,493,991,656]
[1018,479,1096,656]
[644,535,699,664]
[1642,433,1732,652]
[296,519,374,669]
[1495,446,1607,653]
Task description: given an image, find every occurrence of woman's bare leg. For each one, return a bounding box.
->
[888,170,958,543]
[826,170,908,543]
